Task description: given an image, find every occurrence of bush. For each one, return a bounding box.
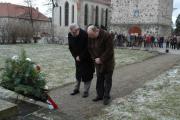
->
[0,49,48,101]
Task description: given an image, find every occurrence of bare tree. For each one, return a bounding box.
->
[0,25,7,44]
[10,23,20,44]
[45,0,58,15]
[33,22,41,43]
[24,0,34,28]
[44,0,58,43]
[0,20,34,44]
[19,21,34,43]
[1,21,20,44]
[24,0,40,43]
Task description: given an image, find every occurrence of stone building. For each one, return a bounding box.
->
[110,0,174,37]
[53,0,110,38]
[53,0,174,38]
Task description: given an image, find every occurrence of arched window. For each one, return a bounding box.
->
[65,1,69,26]
[95,6,99,26]
[84,4,88,25]
[101,8,104,26]
[105,8,108,27]
[91,5,94,24]
[72,5,74,23]
[59,6,62,26]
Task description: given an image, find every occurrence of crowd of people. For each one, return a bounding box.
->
[113,33,180,50]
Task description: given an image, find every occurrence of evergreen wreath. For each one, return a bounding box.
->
[0,49,48,102]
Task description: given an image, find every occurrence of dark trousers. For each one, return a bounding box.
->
[172,43,176,49]
[74,66,93,93]
[96,71,113,99]
[166,42,169,48]
[177,43,180,50]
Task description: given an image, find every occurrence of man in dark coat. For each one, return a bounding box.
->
[87,25,115,105]
[68,23,94,98]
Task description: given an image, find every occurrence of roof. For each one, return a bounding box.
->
[0,3,49,21]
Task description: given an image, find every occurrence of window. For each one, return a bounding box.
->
[91,5,94,24]
[72,5,74,23]
[84,4,88,25]
[65,1,69,26]
[60,6,61,26]
[101,8,104,26]
[105,9,108,27]
[95,6,99,26]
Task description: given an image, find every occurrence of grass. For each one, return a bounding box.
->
[91,66,180,120]
[0,44,156,89]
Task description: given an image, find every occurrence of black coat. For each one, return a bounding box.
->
[68,29,94,82]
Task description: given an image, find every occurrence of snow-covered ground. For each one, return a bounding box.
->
[0,44,156,89]
[91,66,180,120]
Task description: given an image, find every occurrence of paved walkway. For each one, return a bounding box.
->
[23,54,180,120]
[125,46,180,55]
[152,48,180,55]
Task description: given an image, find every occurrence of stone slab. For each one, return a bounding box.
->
[0,99,17,120]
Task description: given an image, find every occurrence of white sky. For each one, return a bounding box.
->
[173,0,180,24]
[0,0,180,24]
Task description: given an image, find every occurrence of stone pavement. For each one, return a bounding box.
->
[152,48,180,55]
[0,99,17,120]
[127,46,180,55]
[23,54,180,120]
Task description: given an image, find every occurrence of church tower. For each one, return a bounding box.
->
[110,0,174,36]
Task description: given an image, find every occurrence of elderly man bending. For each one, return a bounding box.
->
[68,23,94,98]
[87,25,115,105]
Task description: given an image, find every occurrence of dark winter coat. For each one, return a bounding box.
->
[68,29,95,82]
[88,29,115,73]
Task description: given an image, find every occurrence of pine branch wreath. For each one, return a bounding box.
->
[0,49,48,102]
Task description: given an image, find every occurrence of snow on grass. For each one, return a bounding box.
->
[114,49,156,68]
[0,44,156,89]
[91,66,180,120]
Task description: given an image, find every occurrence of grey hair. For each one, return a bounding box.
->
[87,25,98,32]
[69,23,80,30]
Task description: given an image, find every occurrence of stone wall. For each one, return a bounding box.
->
[158,0,173,26]
[110,24,171,37]
[110,0,159,24]
[110,0,173,36]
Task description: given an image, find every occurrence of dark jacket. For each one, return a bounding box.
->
[88,29,115,73]
[68,29,94,82]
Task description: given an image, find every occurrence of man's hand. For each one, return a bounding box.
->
[76,56,80,61]
[95,58,102,64]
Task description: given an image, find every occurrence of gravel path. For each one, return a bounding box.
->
[24,54,180,120]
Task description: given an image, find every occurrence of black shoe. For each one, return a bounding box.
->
[70,90,79,95]
[82,92,89,98]
[92,97,103,102]
[103,98,110,105]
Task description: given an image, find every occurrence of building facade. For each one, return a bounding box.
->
[110,0,174,37]
[53,0,110,38]
[54,0,174,38]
